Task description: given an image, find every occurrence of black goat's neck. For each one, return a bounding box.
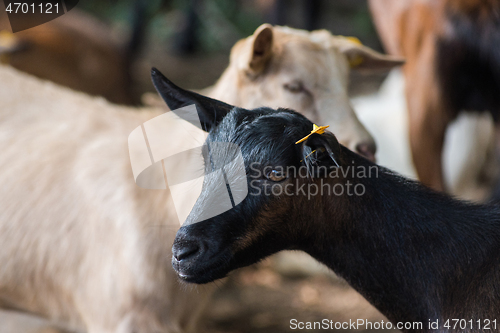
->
[304,147,500,331]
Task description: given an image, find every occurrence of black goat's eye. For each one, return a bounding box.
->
[283,81,304,93]
[266,169,287,182]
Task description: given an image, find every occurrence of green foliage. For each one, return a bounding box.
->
[75,0,381,54]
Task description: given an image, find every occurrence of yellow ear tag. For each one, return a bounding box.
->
[0,30,19,64]
[295,124,330,144]
[0,30,18,50]
[349,55,364,68]
[345,36,362,45]
[340,36,364,68]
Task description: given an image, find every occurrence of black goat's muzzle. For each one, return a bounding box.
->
[172,225,231,284]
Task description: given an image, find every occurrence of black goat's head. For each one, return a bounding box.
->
[152,68,346,284]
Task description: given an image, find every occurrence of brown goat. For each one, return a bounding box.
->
[369,0,500,192]
[0,8,138,105]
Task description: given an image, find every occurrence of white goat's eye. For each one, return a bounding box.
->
[283,81,304,93]
[267,169,287,182]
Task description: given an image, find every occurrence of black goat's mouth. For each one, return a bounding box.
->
[171,247,232,284]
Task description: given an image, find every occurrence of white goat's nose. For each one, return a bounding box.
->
[355,141,377,162]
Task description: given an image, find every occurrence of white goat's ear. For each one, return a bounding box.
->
[234,24,274,75]
[337,37,404,72]
[151,68,234,132]
[250,24,274,72]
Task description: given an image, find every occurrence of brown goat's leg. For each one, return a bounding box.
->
[406,85,450,191]
[405,37,450,191]
[407,106,449,191]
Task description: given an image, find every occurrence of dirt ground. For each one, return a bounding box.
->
[200,256,398,333]
[0,253,399,333]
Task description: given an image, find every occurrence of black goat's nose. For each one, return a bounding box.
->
[356,142,377,162]
[173,240,200,261]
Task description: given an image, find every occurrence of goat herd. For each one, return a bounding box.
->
[1,0,500,333]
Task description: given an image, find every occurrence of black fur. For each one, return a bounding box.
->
[436,4,500,121]
[151,67,234,131]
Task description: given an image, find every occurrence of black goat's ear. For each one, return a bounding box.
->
[151,67,234,131]
[299,133,341,177]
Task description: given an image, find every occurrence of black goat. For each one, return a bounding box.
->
[151,68,500,333]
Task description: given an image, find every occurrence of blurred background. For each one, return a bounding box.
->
[80,0,386,94]
[0,0,387,105]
